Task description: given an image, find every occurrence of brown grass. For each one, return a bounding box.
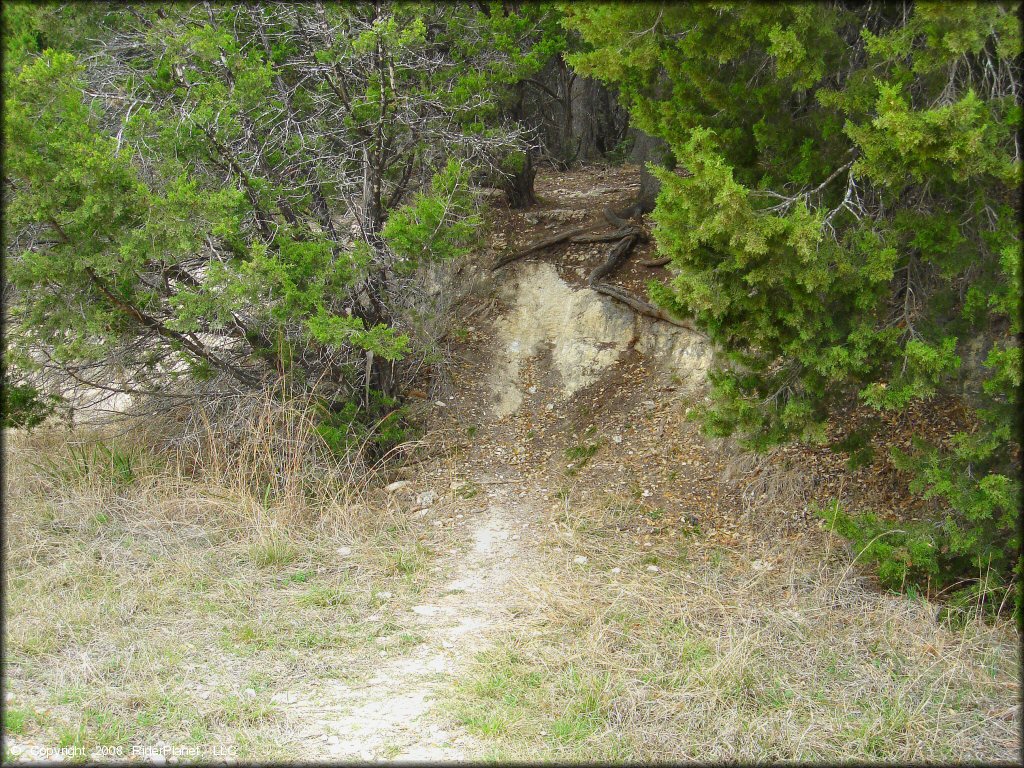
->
[443,498,1021,762]
[2,400,433,761]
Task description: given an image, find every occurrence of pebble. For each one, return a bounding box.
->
[377,591,393,600]
[385,480,411,493]
[610,567,621,574]
[573,555,588,565]
[336,546,352,557]
[646,565,660,573]
[545,403,554,411]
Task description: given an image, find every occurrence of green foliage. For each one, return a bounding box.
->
[315,390,412,459]
[818,504,942,590]
[831,425,877,470]
[2,3,530,461]
[1,379,58,429]
[566,2,1021,609]
[383,160,482,272]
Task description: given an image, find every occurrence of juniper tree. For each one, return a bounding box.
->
[3,2,524,433]
[564,2,1022,608]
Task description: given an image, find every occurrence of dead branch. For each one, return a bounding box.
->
[491,225,587,270]
[591,281,706,336]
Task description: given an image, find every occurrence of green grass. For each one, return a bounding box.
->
[249,537,298,568]
[2,705,42,735]
[565,441,601,469]
[297,582,352,608]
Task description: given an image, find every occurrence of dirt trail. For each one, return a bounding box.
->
[272,165,684,760]
[285,468,548,761]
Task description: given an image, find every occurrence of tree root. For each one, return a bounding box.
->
[587,234,639,284]
[489,205,702,337]
[570,226,642,244]
[492,225,587,270]
[590,282,705,335]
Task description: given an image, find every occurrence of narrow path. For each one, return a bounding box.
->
[286,471,547,761]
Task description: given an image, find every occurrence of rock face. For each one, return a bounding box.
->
[488,262,712,417]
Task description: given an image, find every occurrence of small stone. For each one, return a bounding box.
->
[642,489,651,497]
[646,565,660,573]
[573,555,588,565]
[385,480,411,493]
[545,403,554,411]
[610,567,621,574]
[336,546,352,557]
[377,591,393,600]
[612,435,622,444]
[527,385,537,394]
[435,400,447,407]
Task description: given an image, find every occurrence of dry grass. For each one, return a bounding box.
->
[443,499,1021,763]
[2,406,434,762]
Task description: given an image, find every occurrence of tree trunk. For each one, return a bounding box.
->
[615,128,673,218]
[503,149,538,208]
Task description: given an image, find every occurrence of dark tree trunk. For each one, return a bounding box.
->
[503,149,538,208]
[570,76,628,161]
[502,81,538,208]
[615,128,673,218]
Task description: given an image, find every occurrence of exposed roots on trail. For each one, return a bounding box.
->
[490,198,702,335]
